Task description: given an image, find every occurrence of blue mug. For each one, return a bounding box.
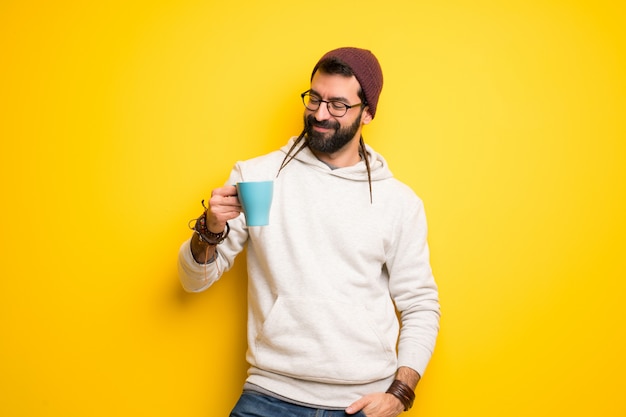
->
[236,181,274,226]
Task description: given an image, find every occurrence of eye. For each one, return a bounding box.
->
[308,96,322,105]
[329,101,348,111]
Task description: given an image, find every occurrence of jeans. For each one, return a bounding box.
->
[229,391,367,417]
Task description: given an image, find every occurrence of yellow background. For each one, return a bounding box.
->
[1,1,625,416]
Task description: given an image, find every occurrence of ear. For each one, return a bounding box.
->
[361,107,373,125]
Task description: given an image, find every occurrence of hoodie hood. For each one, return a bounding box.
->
[279,136,394,182]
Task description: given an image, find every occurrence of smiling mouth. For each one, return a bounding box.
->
[310,120,338,131]
[313,125,332,132]
[306,115,339,134]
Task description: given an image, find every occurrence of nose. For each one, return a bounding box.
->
[313,101,332,121]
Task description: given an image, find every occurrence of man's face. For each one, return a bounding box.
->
[304,72,369,155]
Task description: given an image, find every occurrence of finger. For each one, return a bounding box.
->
[345,397,369,415]
[219,196,242,211]
[211,201,241,218]
[209,190,240,209]
[211,185,237,198]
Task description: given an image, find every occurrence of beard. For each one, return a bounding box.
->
[304,113,362,154]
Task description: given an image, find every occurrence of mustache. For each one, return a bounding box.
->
[305,115,340,130]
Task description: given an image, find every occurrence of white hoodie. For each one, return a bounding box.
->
[178,137,440,408]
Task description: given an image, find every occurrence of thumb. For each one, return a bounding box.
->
[345,397,368,415]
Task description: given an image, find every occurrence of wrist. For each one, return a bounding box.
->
[194,224,229,245]
[386,379,415,411]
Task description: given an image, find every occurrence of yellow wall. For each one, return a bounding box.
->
[1,1,624,416]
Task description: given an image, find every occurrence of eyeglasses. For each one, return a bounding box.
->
[301,90,364,117]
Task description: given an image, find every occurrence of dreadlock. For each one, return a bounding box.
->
[360,136,373,203]
[276,132,373,204]
[276,129,307,176]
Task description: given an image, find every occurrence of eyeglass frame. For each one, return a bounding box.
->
[300,90,365,118]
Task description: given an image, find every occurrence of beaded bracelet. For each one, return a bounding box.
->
[189,200,230,246]
[386,379,416,411]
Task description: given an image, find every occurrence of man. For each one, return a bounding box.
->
[178,47,440,417]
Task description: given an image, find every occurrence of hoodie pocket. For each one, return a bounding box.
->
[253,296,397,384]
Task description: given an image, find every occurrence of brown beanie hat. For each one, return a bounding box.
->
[311,47,384,118]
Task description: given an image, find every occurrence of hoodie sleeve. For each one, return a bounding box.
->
[386,194,440,376]
[177,239,222,292]
[177,165,249,293]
